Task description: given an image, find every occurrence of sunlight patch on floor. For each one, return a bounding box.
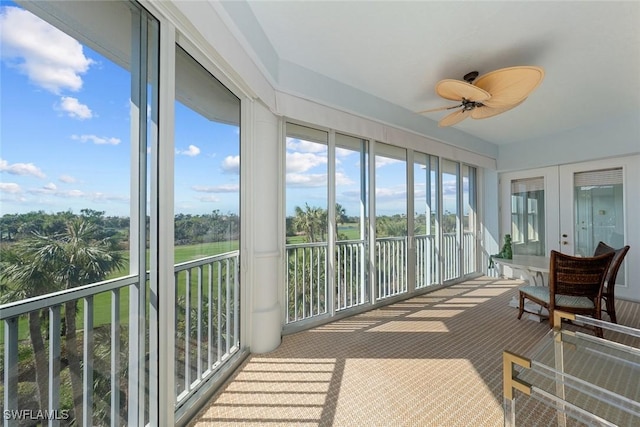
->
[393,302,436,308]
[367,320,449,332]
[430,288,468,296]
[434,303,478,308]
[407,309,464,318]
[333,358,503,426]
[409,296,446,303]
[446,297,490,304]
[312,320,380,332]
[359,309,412,317]
[464,288,512,297]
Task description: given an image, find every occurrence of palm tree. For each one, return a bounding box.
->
[0,245,61,413]
[335,203,347,226]
[293,204,318,242]
[2,218,125,424]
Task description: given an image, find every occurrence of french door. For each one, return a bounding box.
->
[500,155,639,301]
[558,160,625,257]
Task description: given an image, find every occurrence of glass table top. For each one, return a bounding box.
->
[515,327,640,426]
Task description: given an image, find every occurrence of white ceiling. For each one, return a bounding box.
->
[222,1,640,146]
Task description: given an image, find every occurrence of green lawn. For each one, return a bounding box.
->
[1,240,239,342]
[286,223,362,244]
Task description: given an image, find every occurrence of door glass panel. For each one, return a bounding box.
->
[441,159,459,280]
[335,133,368,309]
[462,165,476,275]
[510,177,545,256]
[375,143,407,299]
[0,1,157,424]
[414,153,439,287]
[574,168,624,264]
[173,46,241,402]
[285,123,329,322]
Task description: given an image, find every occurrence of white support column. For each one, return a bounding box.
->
[248,101,282,353]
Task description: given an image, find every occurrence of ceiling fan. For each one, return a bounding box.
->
[419,66,545,127]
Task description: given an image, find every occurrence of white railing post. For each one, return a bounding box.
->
[48,306,61,427]
[83,296,94,427]
[111,289,121,426]
[3,317,19,427]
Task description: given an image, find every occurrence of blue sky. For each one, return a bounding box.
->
[285,138,463,218]
[0,2,240,217]
[1,2,461,221]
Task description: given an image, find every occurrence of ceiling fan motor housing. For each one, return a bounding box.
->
[463,71,479,83]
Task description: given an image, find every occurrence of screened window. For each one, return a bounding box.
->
[510,177,545,256]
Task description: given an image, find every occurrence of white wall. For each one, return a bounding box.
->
[480,169,500,275]
[497,111,639,172]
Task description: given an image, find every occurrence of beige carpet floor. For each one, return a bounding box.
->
[189,276,640,426]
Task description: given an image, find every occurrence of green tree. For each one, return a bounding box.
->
[293,204,327,243]
[3,218,125,424]
[0,245,60,413]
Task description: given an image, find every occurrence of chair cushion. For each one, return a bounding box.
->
[519,285,595,309]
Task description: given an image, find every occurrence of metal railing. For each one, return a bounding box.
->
[0,250,240,426]
[173,252,240,407]
[463,230,476,275]
[415,234,437,289]
[336,240,368,311]
[442,232,459,281]
[375,236,407,301]
[286,242,328,323]
[285,232,476,324]
[1,275,139,427]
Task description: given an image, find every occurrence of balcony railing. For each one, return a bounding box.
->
[286,232,475,324]
[0,250,239,426]
[336,240,368,311]
[173,252,240,408]
[415,234,437,289]
[286,232,476,323]
[286,242,328,323]
[375,236,408,301]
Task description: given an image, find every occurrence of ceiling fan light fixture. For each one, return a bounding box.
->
[420,65,545,127]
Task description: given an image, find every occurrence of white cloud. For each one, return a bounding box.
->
[192,184,239,193]
[176,145,201,157]
[0,182,22,194]
[72,134,121,145]
[59,174,76,183]
[0,158,46,178]
[27,186,128,203]
[375,186,407,201]
[286,152,327,173]
[196,195,221,203]
[335,171,354,186]
[221,155,240,174]
[286,138,327,153]
[58,96,93,119]
[0,6,93,94]
[286,173,327,188]
[335,147,355,158]
[375,157,402,168]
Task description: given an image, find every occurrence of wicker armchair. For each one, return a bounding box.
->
[593,241,631,323]
[517,250,614,336]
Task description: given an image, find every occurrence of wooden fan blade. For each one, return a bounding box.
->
[439,109,469,127]
[470,99,525,120]
[474,66,544,108]
[417,104,462,114]
[436,79,491,102]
